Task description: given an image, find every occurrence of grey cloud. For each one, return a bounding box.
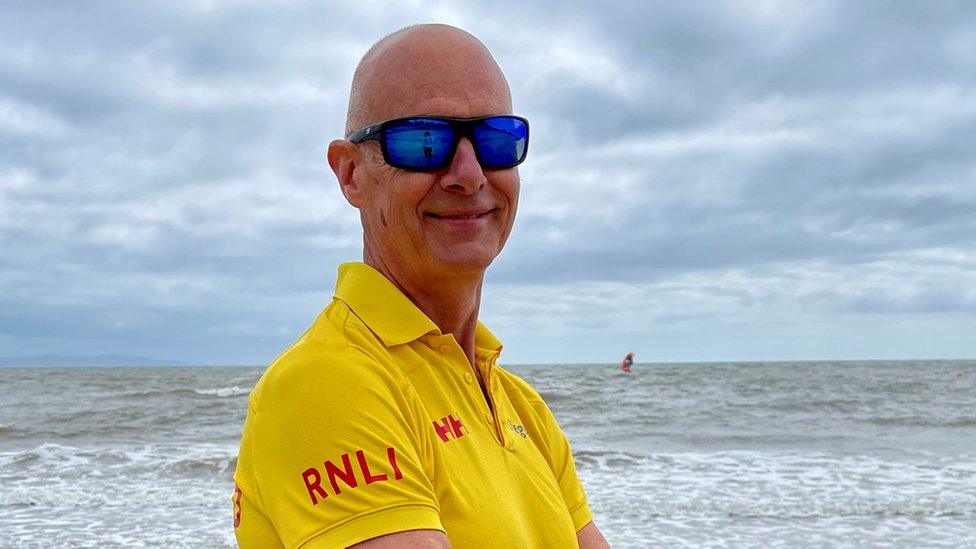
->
[843,289,976,315]
[2,1,975,362]
[506,1,976,146]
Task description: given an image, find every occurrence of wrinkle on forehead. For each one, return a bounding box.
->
[403,85,510,117]
[346,24,512,134]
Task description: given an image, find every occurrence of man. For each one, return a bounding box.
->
[233,24,610,548]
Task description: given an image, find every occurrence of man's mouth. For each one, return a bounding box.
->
[426,209,496,220]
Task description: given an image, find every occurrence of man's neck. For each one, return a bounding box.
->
[364,253,484,367]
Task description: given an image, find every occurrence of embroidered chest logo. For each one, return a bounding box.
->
[432,414,466,443]
[506,420,527,439]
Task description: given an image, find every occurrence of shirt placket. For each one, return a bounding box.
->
[429,335,507,448]
[479,350,512,449]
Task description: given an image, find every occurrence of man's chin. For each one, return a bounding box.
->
[426,248,499,276]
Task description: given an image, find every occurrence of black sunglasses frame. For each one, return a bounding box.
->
[347,115,530,171]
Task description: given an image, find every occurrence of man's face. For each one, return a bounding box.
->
[351,36,520,281]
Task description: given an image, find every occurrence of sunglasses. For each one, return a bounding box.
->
[347,115,529,171]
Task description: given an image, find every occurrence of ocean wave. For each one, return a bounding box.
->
[116,387,248,398]
[194,386,250,398]
[573,449,647,469]
[0,443,93,470]
[117,388,180,398]
[761,398,876,415]
[0,442,239,483]
[573,449,976,521]
[586,494,976,519]
[537,391,573,403]
[865,416,976,428]
[0,424,30,438]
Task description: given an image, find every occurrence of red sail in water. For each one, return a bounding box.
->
[620,352,634,373]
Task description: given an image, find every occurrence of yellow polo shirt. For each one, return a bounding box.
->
[233,262,592,548]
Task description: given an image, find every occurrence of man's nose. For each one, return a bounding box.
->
[439,137,486,195]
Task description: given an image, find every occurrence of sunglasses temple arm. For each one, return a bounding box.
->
[347,123,383,143]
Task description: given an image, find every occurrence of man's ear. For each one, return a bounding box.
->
[328,139,365,209]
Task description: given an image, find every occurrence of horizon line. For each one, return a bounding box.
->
[1,356,973,368]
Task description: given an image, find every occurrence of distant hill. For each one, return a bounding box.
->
[0,354,195,367]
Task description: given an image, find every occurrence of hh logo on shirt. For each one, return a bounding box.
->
[432,414,466,443]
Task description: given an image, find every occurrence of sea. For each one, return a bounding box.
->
[1,360,975,548]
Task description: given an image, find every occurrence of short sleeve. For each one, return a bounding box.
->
[244,340,444,548]
[232,477,284,549]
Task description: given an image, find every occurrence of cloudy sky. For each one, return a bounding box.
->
[2,1,974,365]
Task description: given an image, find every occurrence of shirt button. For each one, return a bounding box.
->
[439,344,452,354]
[464,373,473,384]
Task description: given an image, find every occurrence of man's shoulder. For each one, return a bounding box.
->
[249,300,405,412]
[494,367,568,450]
[303,296,392,358]
[494,366,546,405]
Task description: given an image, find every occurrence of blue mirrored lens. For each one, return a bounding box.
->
[472,117,527,168]
[384,119,454,169]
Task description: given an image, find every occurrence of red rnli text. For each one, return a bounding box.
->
[301,447,403,506]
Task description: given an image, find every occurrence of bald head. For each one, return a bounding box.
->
[345,24,513,136]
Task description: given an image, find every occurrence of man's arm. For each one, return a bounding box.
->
[349,529,450,548]
[242,342,445,548]
[349,522,606,549]
[577,521,611,548]
[351,523,607,548]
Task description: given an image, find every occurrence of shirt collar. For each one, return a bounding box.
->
[333,262,503,353]
[474,322,503,354]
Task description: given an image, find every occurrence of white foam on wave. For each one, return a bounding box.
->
[1,441,241,547]
[194,386,250,398]
[0,442,240,502]
[574,449,976,547]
